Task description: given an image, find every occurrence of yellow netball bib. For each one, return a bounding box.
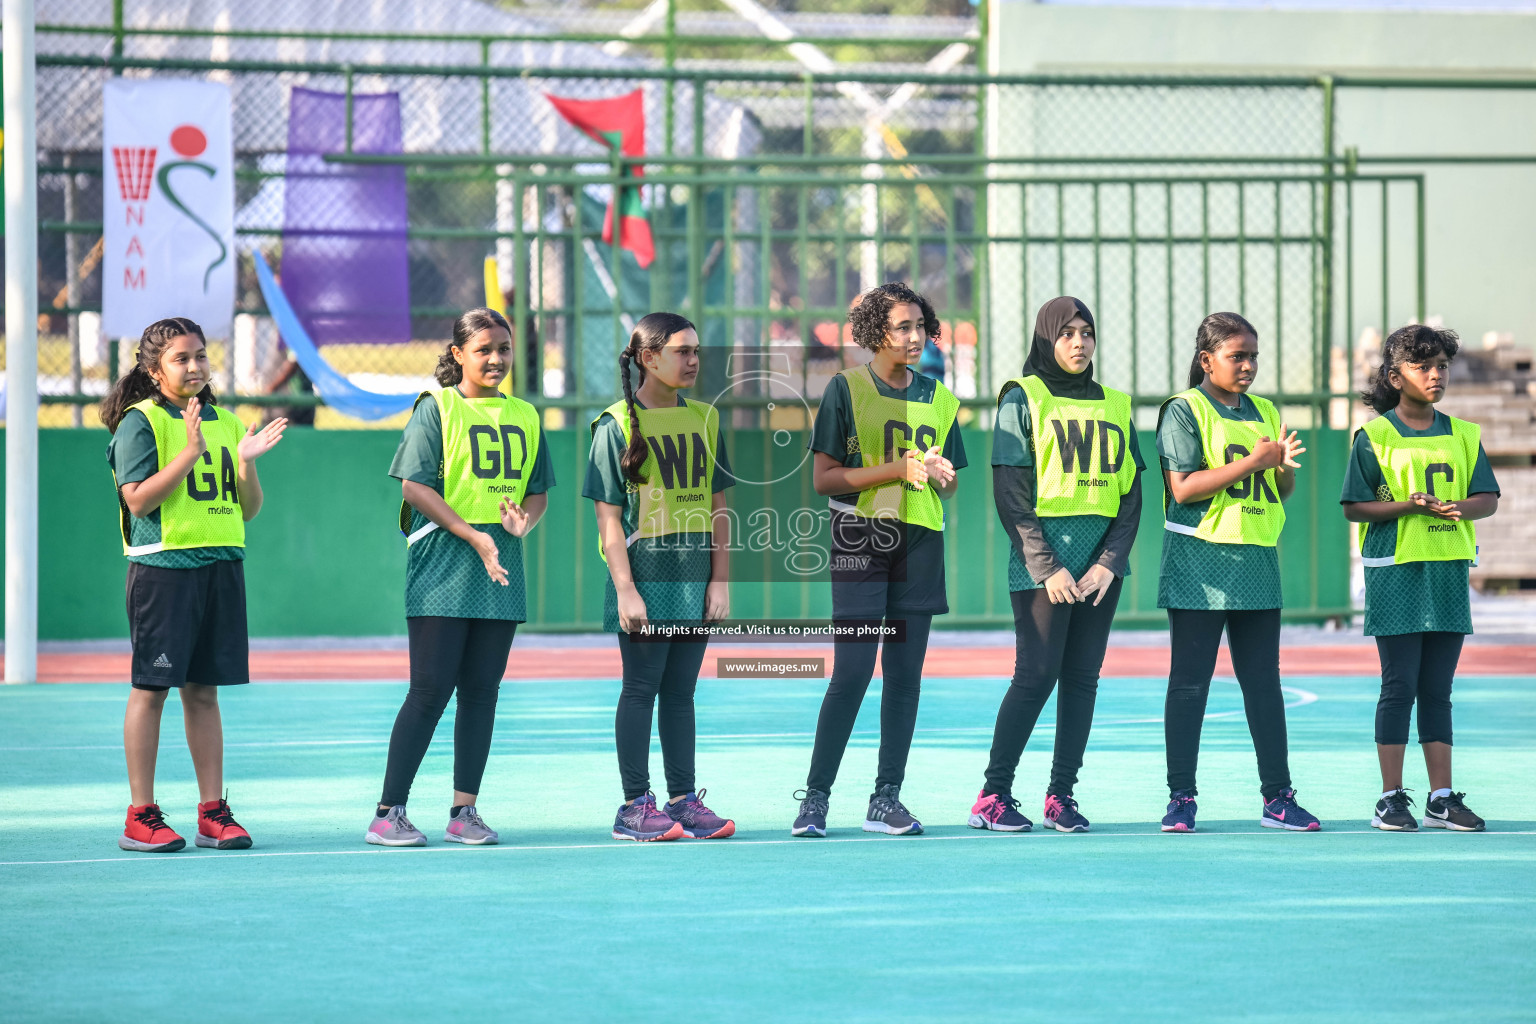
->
[1160,387,1286,547]
[1359,413,1478,566]
[835,365,959,531]
[1012,375,1136,518]
[117,398,245,556]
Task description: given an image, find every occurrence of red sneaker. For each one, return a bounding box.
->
[196,795,253,850]
[119,803,186,852]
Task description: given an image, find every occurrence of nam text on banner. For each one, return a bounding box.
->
[102,79,235,339]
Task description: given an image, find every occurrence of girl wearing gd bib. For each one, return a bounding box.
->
[585,312,737,842]
[368,308,553,847]
[1342,325,1498,832]
[1157,312,1318,834]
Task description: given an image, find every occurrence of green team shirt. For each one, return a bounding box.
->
[993,383,1145,591]
[582,397,735,633]
[808,369,969,509]
[1340,409,1500,636]
[391,393,556,621]
[106,404,246,569]
[1156,392,1283,610]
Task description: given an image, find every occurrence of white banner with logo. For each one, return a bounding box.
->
[102,79,235,339]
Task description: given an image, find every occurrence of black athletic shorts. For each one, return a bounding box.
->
[828,511,949,620]
[126,560,250,690]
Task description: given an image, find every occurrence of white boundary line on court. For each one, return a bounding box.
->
[0,683,1322,752]
[5,826,1534,867]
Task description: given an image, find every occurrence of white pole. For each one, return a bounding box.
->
[5,0,39,684]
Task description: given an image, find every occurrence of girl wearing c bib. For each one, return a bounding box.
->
[103,317,288,853]
[1342,324,1498,832]
[585,312,737,843]
[369,308,553,847]
[968,297,1144,835]
[791,283,966,838]
[1156,312,1319,833]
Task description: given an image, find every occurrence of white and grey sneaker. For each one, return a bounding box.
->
[445,805,500,845]
[366,805,428,847]
[863,783,923,835]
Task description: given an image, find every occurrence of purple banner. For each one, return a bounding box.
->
[281,87,409,345]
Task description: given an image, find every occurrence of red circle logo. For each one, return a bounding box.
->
[170,124,207,158]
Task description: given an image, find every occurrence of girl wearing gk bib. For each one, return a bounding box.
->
[1156,312,1319,833]
[103,318,288,853]
[792,283,966,838]
[968,297,1144,835]
[368,308,553,847]
[1342,325,1498,832]
[585,312,737,842]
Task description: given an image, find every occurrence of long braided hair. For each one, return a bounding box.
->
[618,311,696,485]
[99,317,214,433]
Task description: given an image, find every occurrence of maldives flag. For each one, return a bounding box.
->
[546,89,655,269]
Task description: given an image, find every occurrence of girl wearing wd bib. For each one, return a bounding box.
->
[585,312,737,842]
[368,309,553,847]
[792,283,966,838]
[1342,325,1498,832]
[968,297,1144,835]
[1156,312,1319,834]
[102,318,288,852]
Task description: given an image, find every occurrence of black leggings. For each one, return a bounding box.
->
[380,616,517,807]
[1375,631,1462,746]
[805,615,933,795]
[984,580,1122,798]
[616,634,708,801]
[1164,608,1292,801]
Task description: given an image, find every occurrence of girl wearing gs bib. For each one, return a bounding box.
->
[103,317,288,853]
[967,297,1144,835]
[368,308,553,847]
[1156,312,1320,834]
[585,312,737,842]
[1341,325,1499,832]
[791,283,966,838]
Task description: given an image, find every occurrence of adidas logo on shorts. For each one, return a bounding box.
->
[152,653,173,669]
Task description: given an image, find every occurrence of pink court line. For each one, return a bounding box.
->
[6,829,1535,867]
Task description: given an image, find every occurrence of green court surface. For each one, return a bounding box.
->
[3,674,1534,1022]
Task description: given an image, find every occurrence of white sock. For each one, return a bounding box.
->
[1380,790,1400,801]
[1430,787,1452,801]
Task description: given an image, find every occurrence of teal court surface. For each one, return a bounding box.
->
[3,674,1534,1022]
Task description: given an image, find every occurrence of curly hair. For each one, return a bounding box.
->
[848,282,941,353]
[1361,323,1460,412]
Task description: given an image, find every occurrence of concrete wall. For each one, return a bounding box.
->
[990,0,1536,394]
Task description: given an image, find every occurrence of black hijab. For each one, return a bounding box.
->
[1021,295,1103,400]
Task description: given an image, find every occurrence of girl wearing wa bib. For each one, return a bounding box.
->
[968,297,1144,835]
[1156,312,1319,834]
[585,312,737,843]
[369,309,553,848]
[1342,324,1499,833]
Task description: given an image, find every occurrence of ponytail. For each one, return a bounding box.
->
[99,317,214,433]
[436,307,512,388]
[617,311,696,486]
[1187,311,1258,389]
[1361,323,1460,413]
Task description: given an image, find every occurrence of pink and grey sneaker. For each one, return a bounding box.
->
[968,790,1033,832]
[1161,791,1198,833]
[663,789,736,839]
[612,792,685,842]
[1261,788,1321,831]
[366,805,428,847]
[1043,793,1090,833]
[445,805,500,845]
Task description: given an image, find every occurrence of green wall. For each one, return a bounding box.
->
[1,426,1350,640]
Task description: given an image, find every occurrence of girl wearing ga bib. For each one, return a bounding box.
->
[102,317,288,853]
[1342,324,1499,833]
[1156,312,1320,834]
[585,312,737,843]
[791,282,966,839]
[368,308,553,848]
[968,297,1144,835]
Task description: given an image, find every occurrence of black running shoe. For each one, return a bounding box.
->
[1423,792,1485,832]
[863,784,922,835]
[791,788,829,837]
[1044,792,1091,833]
[1371,789,1417,832]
